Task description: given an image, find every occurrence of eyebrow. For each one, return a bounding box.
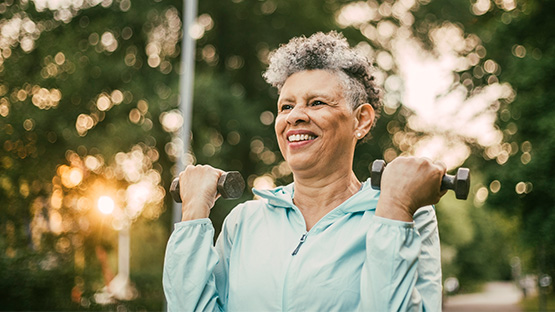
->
[307,91,342,106]
[278,91,335,103]
[277,95,295,104]
[307,91,333,100]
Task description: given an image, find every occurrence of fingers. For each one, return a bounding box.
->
[425,158,449,202]
[179,165,223,198]
[433,160,447,175]
[433,160,448,198]
[178,164,225,221]
[179,164,223,182]
[379,156,449,215]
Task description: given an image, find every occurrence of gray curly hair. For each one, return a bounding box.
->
[263,31,381,119]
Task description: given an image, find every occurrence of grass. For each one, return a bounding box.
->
[520,293,555,311]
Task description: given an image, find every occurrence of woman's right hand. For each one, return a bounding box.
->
[178,165,224,221]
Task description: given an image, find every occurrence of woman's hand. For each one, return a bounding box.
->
[375,157,447,222]
[178,165,224,221]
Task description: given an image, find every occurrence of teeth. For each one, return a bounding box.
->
[288,134,316,142]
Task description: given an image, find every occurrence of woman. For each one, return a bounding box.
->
[163,31,446,311]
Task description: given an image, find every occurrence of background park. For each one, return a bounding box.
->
[1,0,554,310]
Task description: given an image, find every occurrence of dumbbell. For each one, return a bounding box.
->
[370,159,471,200]
[170,171,245,203]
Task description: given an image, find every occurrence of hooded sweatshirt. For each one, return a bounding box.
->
[163,178,442,311]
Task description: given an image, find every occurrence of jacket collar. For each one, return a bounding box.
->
[252,178,379,213]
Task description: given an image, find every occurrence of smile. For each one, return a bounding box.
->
[288,134,317,142]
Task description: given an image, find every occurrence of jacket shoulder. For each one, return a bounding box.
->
[222,199,269,231]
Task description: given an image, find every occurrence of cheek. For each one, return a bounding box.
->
[274,116,285,135]
[322,113,354,131]
[321,114,356,146]
[274,117,287,145]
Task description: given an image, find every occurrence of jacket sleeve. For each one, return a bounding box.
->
[413,207,443,311]
[163,216,235,312]
[360,206,442,311]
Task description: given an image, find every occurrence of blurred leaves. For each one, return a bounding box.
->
[1,1,184,309]
[1,0,554,309]
[417,0,555,285]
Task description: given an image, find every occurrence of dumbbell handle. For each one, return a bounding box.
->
[441,174,464,192]
[371,160,470,200]
[170,171,245,203]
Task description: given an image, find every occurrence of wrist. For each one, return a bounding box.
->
[181,202,210,221]
[376,196,414,222]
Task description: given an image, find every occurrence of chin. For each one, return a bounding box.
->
[285,156,316,172]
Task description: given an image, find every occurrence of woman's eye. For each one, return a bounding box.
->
[311,100,326,106]
[280,104,293,111]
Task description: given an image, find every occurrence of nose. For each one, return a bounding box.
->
[285,105,309,125]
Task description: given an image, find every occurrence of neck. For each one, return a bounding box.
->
[292,167,361,231]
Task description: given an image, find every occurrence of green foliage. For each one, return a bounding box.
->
[0,250,76,310]
[413,0,555,290]
[472,0,555,208]
[453,207,514,286]
[478,0,555,279]
[437,191,519,291]
[520,293,555,312]
[2,0,553,309]
[0,0,182,308]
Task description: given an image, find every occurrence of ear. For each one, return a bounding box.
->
[353,103,375,139]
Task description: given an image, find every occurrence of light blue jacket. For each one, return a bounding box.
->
[163,179,442,311]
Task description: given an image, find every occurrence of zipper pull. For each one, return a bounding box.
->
[291,233,307,256]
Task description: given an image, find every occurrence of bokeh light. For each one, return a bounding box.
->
[1,0,551,310]
[97,195,115,215]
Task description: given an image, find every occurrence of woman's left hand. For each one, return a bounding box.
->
[375,156,447,222]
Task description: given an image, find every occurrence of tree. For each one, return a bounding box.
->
[411,0,555,287]
[0,1,185,309]
[3,0,546,309]
[482,0,555,285]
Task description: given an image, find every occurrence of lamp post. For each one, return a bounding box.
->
[108,221,136,301]
[94,195,137,303]
[174,0,198,224]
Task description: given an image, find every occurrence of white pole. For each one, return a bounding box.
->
[118,227,130,278]
[107,224,136,301]
[173,0,198,224]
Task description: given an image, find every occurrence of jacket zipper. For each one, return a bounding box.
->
[291,233,307,256]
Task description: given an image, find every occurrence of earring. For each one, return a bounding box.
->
[356,132,362,138]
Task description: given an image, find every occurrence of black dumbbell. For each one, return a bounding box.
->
[170,171,245,203]
[370,159,471,200]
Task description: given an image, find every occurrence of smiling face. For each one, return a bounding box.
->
[275,69,370,175]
